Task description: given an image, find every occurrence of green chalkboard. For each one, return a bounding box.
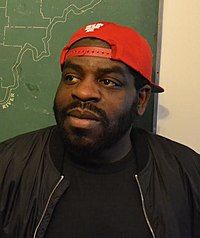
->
[0,0,161,142]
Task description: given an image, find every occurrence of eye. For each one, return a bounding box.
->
[99,79,121,88]
[63,74,80,85]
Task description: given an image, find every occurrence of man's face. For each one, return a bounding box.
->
[54,42,140,154]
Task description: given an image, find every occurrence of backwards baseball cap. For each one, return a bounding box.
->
[60,21,164,93]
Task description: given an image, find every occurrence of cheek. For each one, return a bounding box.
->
[55,85,71,108]
[104,92,137,120]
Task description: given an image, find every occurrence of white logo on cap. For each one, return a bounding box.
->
[85,23,104,32]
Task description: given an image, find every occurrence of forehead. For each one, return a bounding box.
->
[63,56,134,80]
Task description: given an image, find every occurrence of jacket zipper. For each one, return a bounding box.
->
[33,175,64,238]
[33,174,154,237]
[135,174,156,238]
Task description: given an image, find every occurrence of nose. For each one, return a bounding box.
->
[71,76,101,102]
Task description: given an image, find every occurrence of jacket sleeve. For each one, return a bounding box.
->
[148,133,200,237]
[0,127,55,237]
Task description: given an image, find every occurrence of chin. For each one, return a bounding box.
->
[64,136,103,156]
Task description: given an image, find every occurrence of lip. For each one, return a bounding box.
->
[67,108,100,121]
[66,108,101,130]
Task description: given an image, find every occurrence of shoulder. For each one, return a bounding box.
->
[132,127,200,171]
[0,126,56,162]
[0,126,59,190]
[133,127,199,156]
[148,130,199,158]
[0,126,55,147]
[133,128,200,185]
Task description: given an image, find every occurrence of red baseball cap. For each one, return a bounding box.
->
[60,21,164,93]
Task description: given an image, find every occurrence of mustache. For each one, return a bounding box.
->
[59,101,109,127]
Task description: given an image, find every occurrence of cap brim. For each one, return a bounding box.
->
[150,82,164,93]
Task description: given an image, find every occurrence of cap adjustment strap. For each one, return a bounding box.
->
[65,46,112,59]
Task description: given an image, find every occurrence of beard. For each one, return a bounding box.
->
[53,99,137,156]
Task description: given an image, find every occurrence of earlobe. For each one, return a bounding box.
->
[136,85,151,116]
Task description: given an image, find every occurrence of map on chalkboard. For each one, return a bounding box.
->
[0,0,161,141]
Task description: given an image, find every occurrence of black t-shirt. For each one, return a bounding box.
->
[45,149,152,238]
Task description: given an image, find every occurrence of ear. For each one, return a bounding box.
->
[136,85,151,116]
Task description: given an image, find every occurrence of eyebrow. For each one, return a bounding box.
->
[96,66,126,77]
[63,60,127,77]
[63,61,84,74]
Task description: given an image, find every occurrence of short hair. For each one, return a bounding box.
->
[128,67,150,91]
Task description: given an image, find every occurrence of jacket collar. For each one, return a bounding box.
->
[49,126,150,174]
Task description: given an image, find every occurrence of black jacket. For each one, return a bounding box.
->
[0,126,200,238]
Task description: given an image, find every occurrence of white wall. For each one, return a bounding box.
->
[157,0,200,153]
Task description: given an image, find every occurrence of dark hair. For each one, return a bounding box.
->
[128,67,150,91]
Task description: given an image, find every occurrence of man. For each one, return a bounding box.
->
[0,22,199,238]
